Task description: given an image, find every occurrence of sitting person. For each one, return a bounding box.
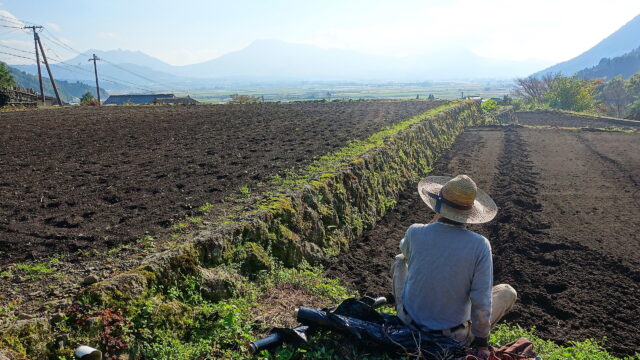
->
[391,175,517,358]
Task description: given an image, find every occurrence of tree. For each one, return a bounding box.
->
[626,73,640,100]
[428,94,435,100]
[600,76,630,118]
[545,77,595,112]
[0,62,16,89]
[0,62,16,107]
[626,100,640,120]
[513,73,560,105]
[80,92,96,105]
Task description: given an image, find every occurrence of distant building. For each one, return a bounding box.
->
[154,95,199,105]
[103,94,199,105]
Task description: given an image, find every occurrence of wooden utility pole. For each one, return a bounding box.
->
[24,26,44,103]
[88,54,101,105]
[35,34,62,106]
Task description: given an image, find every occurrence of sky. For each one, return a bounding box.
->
[1,0,640,66]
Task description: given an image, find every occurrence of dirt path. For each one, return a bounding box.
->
[327,126,640,355]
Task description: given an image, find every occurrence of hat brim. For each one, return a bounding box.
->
[418,176,498,224]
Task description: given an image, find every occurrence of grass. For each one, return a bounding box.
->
[257,102,460,200]
[490,324,640,360]
[13,256,62,280]
[49,258,638,360]
[198,203,216,213]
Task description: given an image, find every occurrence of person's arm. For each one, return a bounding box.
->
[399,227,412,259]
[469,238,493,347]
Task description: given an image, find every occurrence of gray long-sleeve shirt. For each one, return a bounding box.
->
[400,220,493,338]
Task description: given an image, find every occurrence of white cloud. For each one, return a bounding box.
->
[46,22,61,32]
[96,32,117,39]
[0,9,26,29]
[0,39,33,65]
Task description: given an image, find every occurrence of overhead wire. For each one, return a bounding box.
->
[40,29,178,91]
[2,16,170,94]
[0,50,33,61]
[0,43,35,55]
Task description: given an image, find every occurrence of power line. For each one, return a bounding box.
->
[0,43,35,55]
[0,24,23,29]
[40,29,175,91]
[3,19,168,95]
[101,58,157,83]
[0,49,33,61]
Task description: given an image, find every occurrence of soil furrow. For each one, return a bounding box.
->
[327,125,640,356]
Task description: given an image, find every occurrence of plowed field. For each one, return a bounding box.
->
[327,122,640,355]
[0,101,446,265]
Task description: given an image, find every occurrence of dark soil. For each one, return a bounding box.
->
[0,101,446,266]
[516,110,640,129]
[326,125,640,355]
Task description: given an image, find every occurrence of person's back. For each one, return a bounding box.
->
[390,174,517,356]
[401,221,492,338]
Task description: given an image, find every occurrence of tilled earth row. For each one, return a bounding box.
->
[0,101,445,265]
[326,124,640,355]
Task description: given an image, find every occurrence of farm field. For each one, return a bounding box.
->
[189,80,514,103]
[516,109,640,129]
[326,122,640,355]
[0,101,447,266]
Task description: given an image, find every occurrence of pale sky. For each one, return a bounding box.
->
[1,0,640,66]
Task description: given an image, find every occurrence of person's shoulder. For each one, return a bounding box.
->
[464,229,491,246]
[405,223,428,237]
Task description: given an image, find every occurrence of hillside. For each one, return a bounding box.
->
[575,46,640,79]
[173,40,550,80]
[8,66,108,103]
[534,14,640,77]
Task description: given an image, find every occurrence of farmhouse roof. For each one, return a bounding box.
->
[155,96,199,105]
[103,94,176,105]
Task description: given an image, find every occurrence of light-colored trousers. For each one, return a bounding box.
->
[391,254,517,346]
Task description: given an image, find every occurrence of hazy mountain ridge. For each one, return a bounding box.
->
[575,46,640,80]
[9,40,550,91]
[533,14,640,77]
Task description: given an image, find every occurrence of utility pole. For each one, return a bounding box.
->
[35,34,62,106]
[24,26,44,103]
[88,54,101,105]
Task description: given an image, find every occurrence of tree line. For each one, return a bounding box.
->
[512,73,640,120]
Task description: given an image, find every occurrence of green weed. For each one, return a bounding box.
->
[198,203,216,213]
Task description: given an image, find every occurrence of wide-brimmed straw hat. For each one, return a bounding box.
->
[418,175,497,224]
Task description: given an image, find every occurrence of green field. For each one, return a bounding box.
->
[186,80,514,104]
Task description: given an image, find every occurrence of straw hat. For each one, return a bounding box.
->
[418,175,497,224]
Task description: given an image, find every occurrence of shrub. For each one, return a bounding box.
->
[80,92,97,105]
[481,99,498,113]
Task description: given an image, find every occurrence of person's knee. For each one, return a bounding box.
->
[495,283,517,306]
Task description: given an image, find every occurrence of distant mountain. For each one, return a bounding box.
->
[12,50,184,93]
[66,49,177,74]
[7,65,108,103]
[575,46,640,80]
[172,39,550,81]
[534,14,640,77]
[9,41,552,89]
